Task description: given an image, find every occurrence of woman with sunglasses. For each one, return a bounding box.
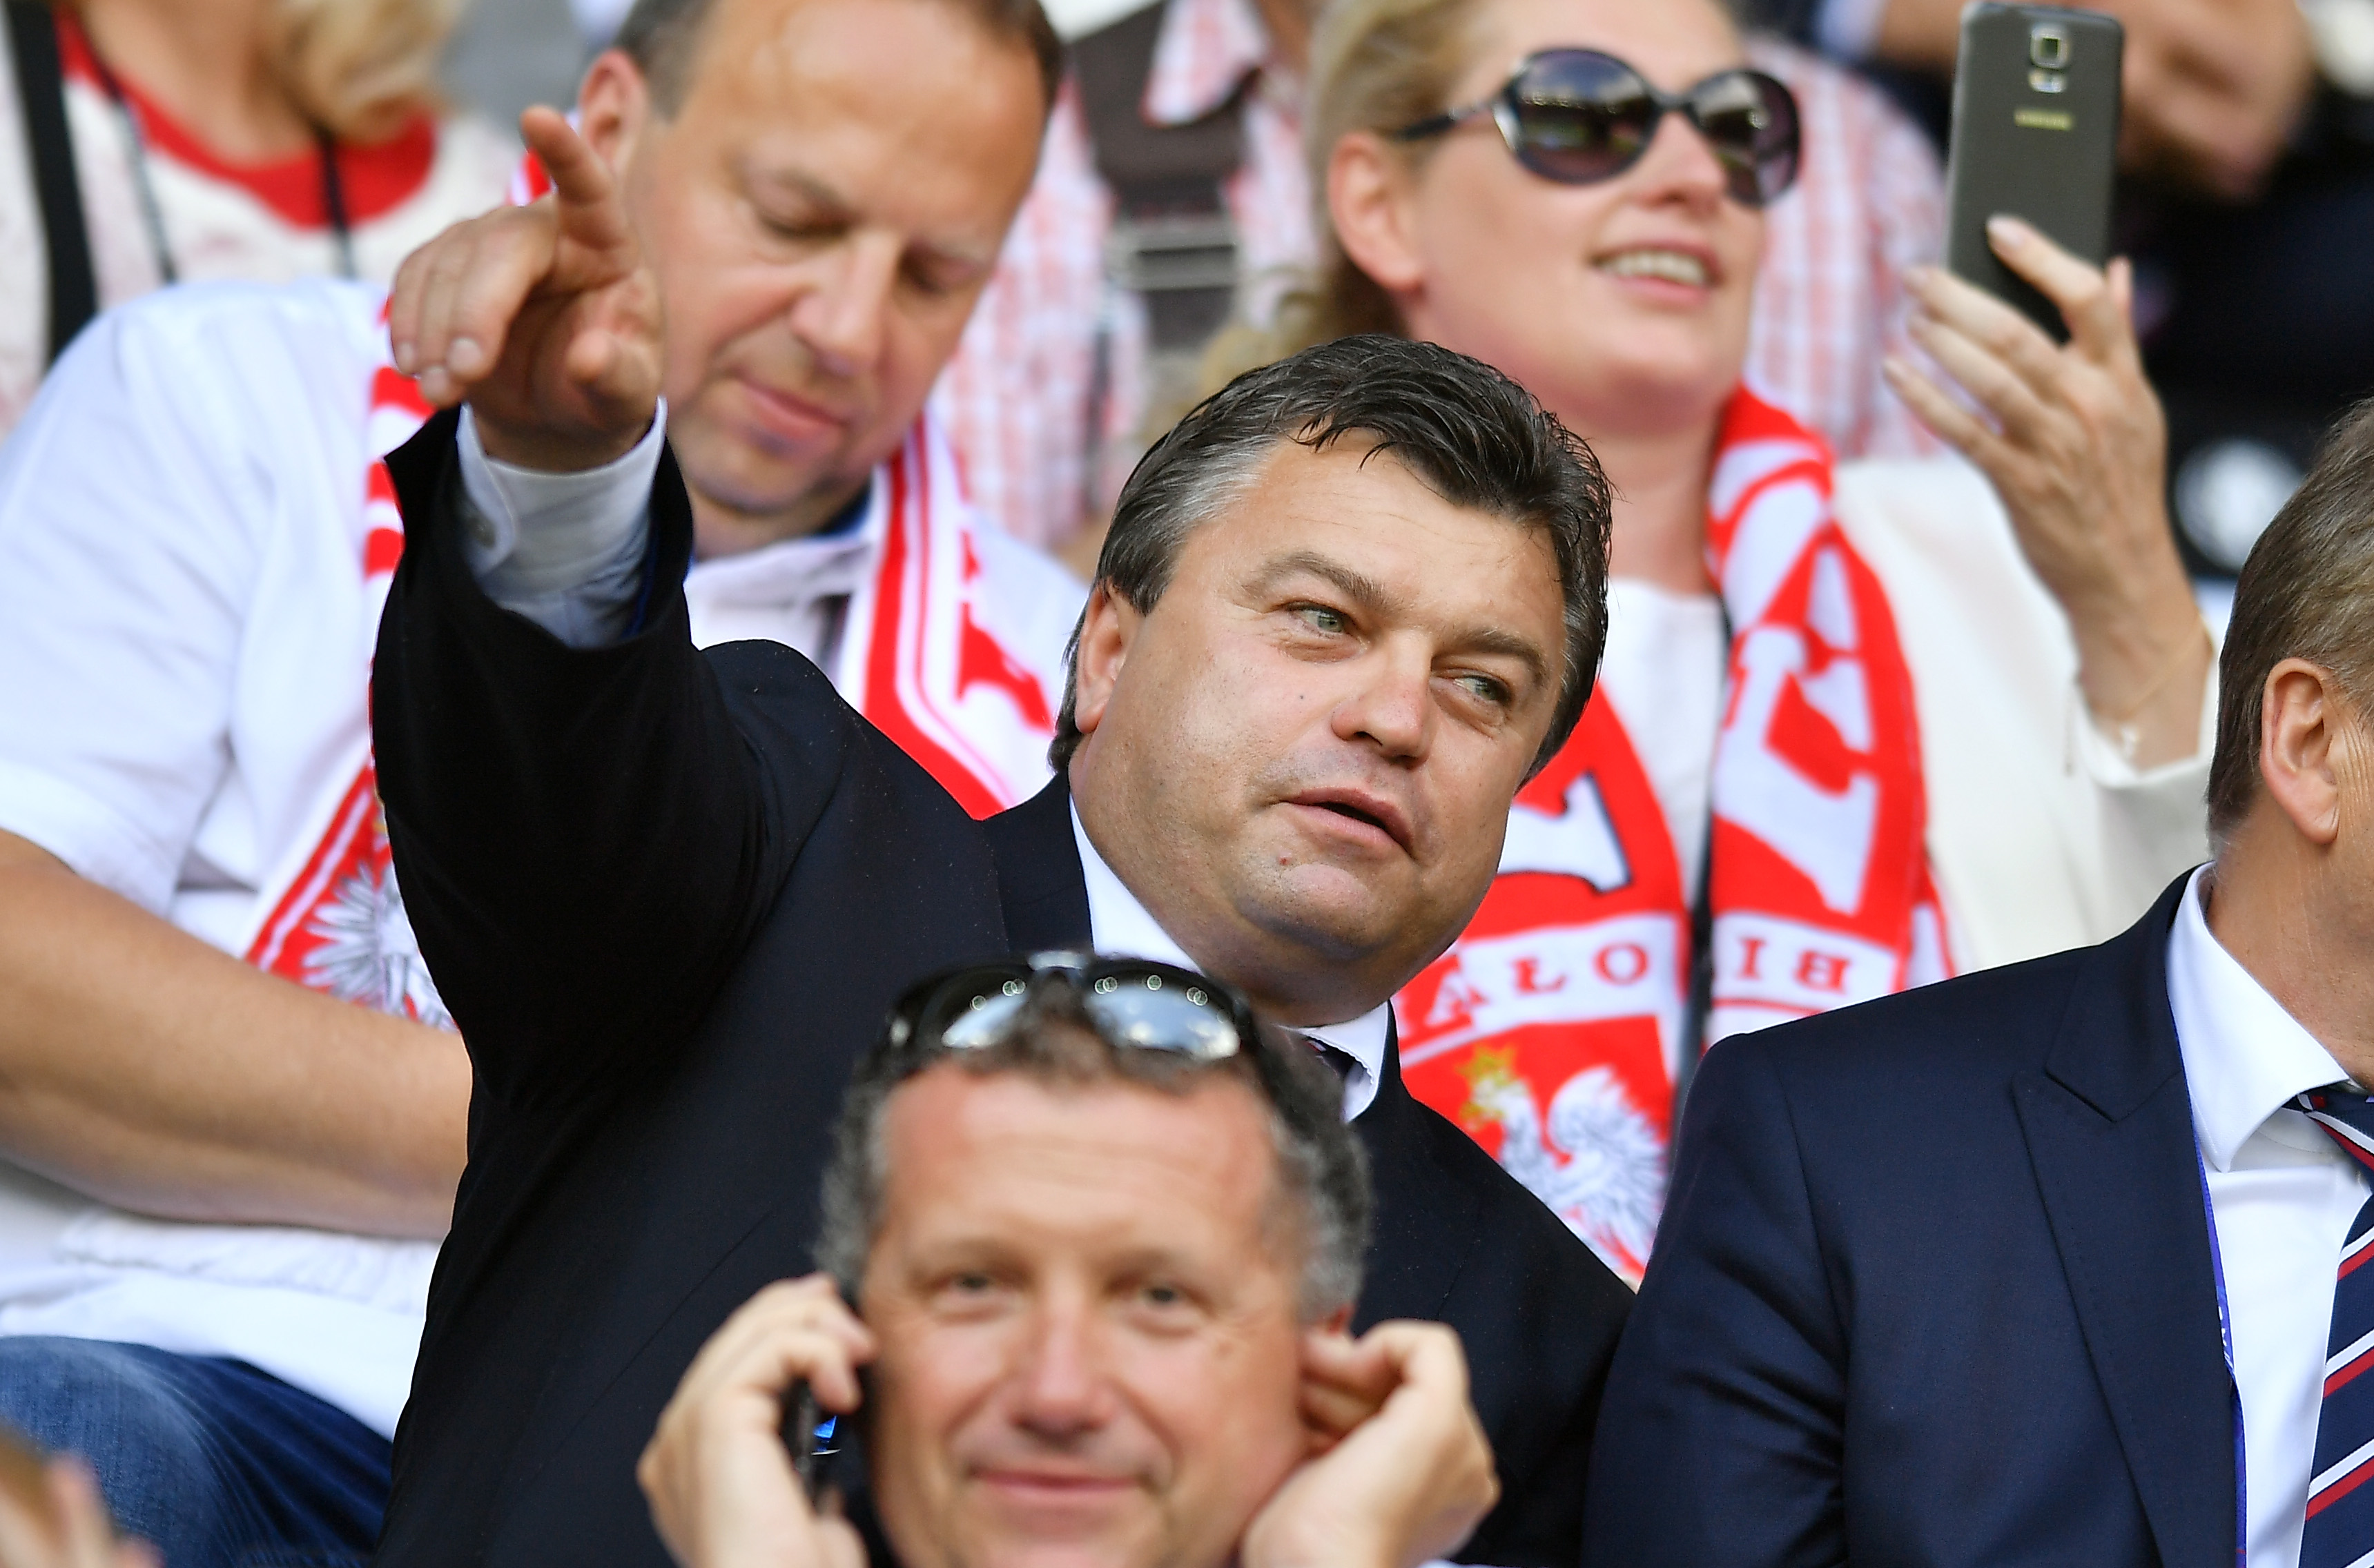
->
[1211,0,2217,1280]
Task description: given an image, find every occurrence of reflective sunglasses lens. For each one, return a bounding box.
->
[1688,70,1800,206]
[928,974,1031,1050]
[1504,51,1657,184]
[1082,970,1242,1061]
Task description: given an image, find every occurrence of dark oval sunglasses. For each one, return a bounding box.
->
[885,952,1258,1063]
[1392,48,1802,210]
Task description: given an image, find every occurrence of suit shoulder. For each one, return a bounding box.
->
[1722,943,2097,1096]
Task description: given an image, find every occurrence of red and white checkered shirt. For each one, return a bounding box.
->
[932,0,1945,547]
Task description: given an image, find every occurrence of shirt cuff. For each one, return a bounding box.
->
[2068,634,2221,791]
[1814,0,1890,59]
[457,404,667,647]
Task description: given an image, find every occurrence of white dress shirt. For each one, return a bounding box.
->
[2168,864,2368,1568]
[1068,803,1393,1122]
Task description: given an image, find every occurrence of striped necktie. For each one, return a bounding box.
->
[2297,1086,2374,1565]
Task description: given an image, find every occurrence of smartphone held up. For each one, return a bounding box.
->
[1943,3,2123,339]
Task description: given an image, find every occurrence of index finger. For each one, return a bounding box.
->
[518,107,633,259]
[1985,215,2131,361]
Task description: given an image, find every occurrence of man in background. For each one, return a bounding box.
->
[1586,398,2374,1566]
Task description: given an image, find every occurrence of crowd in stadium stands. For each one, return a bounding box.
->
[0,0,2368,1562]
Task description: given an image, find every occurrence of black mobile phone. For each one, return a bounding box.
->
[778,1382,841,1503]
[1942,3,2123,339]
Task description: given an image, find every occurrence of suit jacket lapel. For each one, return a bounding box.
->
[2014,876,2231,1568]
[986,775,1091,952]
[1350,1015,1485,1329]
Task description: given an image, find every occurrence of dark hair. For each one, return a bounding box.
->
[815,977,1372,1321]
[2206,399,2374,845]
[613,0,1062,119]
[1053,335,1613,777]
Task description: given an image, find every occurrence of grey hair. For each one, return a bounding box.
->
[815,983,1371,1322]
[2206,397,2374,847]
[1049,334,1613,779]
[610,0,1063,118]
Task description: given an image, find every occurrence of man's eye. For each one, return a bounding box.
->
[1454,672,1511,706]
[1296,605,1349,636]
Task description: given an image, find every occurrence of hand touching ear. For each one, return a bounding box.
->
[1240,1320,1499,1568]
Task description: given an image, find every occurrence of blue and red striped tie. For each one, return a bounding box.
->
[2297,1086,2374,1566]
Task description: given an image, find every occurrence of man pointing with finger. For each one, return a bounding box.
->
[372,53,1632,1564]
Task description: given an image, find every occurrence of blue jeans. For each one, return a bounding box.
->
[0,1337,389,1568]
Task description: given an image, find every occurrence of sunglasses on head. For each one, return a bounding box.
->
[885,952,1259,1063]
[1392,48,1802,209]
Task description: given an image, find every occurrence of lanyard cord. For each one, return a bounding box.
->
[80,37,356,286]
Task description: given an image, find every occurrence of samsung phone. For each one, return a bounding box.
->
[1943,3,2123,338]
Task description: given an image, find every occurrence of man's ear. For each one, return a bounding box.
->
[1067,582,1140,747]
[1316,1304,1353,1337]
[2259,658,2348,847]
[575,49,654,175]
[1328,130,1426,301]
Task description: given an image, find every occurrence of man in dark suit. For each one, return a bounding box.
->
[1583,400,2374,1568]
[369,98,1632,1568]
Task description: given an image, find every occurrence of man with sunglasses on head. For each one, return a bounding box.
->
[369,104,1632,1568]
[636,957,1500,1568]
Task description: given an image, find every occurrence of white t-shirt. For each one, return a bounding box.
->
[0,277,1083,1436]
[0,280,438,1438]
[0,14,516,438]
[1594,579,1729,897]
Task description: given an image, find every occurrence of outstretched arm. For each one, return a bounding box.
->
[373,112,830,1110]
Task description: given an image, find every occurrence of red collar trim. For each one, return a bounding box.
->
[55,12,437,228]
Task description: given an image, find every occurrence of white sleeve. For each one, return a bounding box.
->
[456,404,663,648]
[2067,635,2220,896]
[0,305,264,913]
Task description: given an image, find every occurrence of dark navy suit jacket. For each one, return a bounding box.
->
[369,411,1628,1567]
[1584,875,2236,1568]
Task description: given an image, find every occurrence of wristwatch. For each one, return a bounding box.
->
[2302,0,2374,97]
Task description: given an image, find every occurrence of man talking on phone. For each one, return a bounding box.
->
[635,961,1498,1568]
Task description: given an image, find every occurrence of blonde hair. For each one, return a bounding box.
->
[262,0,462,144]
[1196,0,1482,399]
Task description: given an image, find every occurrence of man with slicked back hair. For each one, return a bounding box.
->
[376,136,1638,1560]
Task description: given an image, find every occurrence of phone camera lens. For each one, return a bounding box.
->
[2030,26,2070,69]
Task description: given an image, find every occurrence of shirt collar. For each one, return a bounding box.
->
[1143,0,1284,126]
[2168,864,2349,1172]
[679,476,879,609]
[1067,801,1392,1121]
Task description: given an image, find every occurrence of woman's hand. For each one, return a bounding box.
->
[636,1276,875,1568]
[1885,216,2212,770]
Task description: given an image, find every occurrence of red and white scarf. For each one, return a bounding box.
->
[246,299,1055,1021]
[1394,389,1947,1282]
